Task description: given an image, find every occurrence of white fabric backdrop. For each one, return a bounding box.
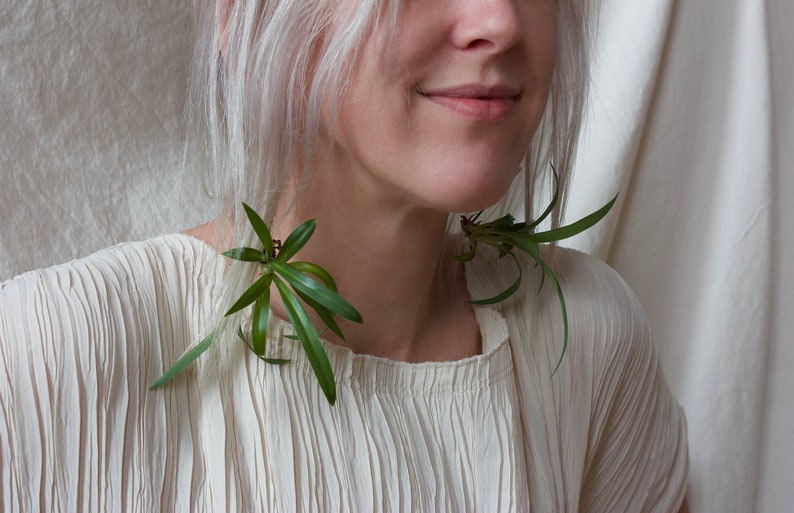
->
[0,0,208,276]
[1,1,791,512]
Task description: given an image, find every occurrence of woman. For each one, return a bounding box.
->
[0,0,688,511]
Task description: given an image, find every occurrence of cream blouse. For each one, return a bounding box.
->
[0,234,687,512]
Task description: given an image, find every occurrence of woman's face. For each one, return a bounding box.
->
[325,0,558,214]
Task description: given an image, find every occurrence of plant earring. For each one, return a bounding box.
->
[152,166,616,400]
[152,203,362,405]
[455,165,617,372]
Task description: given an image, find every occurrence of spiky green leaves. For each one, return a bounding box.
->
[152,168,613,399]
[456,170,617,373]
[149,331,217,389]
[151,202,362,405]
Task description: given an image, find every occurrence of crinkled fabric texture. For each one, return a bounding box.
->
[2,1,793,511]
[0,235,687,512]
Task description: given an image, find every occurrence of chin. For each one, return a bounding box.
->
[433,168,519,214]
[423,180,514,214]
[451,194,508,214]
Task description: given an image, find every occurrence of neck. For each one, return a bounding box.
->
[269,170,480,362]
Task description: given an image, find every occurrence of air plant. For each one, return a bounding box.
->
[455,170,617,373]
[152,171,616,403]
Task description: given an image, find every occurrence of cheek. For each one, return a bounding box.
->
[538,29,558,92]
[330,44,409,167]
[322,3,561,213]
[525,4,558,89]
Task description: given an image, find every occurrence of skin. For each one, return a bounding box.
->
[267,0,559,362]
[189,3,690,508]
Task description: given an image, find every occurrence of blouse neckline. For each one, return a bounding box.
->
[176,231,515,394]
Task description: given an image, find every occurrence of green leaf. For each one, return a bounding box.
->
[238,327,291,365]
[252,288,270,355]
[242,202,274,258]
[469,253,523,305]
[223,247,265,262]
[296,289,346,341]
[225,273,273,316]
[537,260,568,376]
[452,243,477,262]
[477,214,522,234]
[502,232,542,261]
[536,265,547,294]
[270,260,363,323]
[456,167,617,375]
[150,331,216,388]
[278,218,317,262]
[262,357,291,365]
[273,275,337,404]
[525,164,560,231]
[155,209,365,396]
[465,229,513,248]
[290,261,338,292]
[531,195,617,243]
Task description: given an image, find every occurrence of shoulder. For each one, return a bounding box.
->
[546,245,649,345]
[467,243,648,361]
[536,246,655,381]
[0,233,224,356]
[467,242,639,308]
[0,234,226,510]
[479,247,688,511]
[0,231,225,404]
[468,243,666,420]
[547,245,644,319]
[547,249,689,511]
[1,233,221,298]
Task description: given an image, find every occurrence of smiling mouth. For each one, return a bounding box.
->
[418,86,520,121]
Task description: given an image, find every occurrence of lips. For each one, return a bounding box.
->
[418,84,521,121]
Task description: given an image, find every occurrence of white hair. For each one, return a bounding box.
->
[185,0,595,375]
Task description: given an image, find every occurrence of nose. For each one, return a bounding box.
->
[449,0,523,53]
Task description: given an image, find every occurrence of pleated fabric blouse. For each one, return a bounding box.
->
[0,234,688,512]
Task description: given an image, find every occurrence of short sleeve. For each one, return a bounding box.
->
[466,244,689,513]
[577,258,689,513]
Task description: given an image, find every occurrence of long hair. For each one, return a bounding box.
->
[185,0,594,374]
